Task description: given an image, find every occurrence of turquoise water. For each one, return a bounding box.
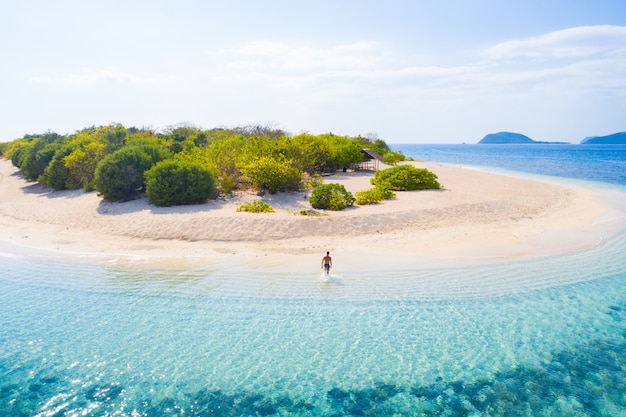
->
[2,144,626,416]
[2,230,626,416]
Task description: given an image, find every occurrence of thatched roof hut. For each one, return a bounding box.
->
[357,148,386,171]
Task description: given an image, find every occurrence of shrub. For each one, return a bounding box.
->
[219,173,238,194]
[382,150,405,165]
[39,144,75,190]
[238,156,302,194]
[371,165,441,191]
[294,209,325,216]
[94,146,154,202]
[8,141,30,168]
[300,173,324,191]
[309,183,355,211]
[237,200,275,213]
[145,160,218,207]
[355,186,396,205]
[64,141,106,191]
[0,141,9,156]
[18,140,61,182]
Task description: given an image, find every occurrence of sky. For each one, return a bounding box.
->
[1,0,625,144]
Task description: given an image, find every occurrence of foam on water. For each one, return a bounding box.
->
[1,230,626,415]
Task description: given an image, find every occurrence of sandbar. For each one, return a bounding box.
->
[0,158,622,273]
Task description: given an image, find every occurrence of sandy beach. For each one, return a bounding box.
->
[0,158,619,273]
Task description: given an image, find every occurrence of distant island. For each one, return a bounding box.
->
[581,132,626,144]
[478,130,626,145]
[478,132,568,144]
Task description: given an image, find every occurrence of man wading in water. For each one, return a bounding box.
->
[321,251,332,275]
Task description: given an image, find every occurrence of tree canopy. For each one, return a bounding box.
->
[2,123,406,206]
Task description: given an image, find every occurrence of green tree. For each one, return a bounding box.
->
[64,141,106,191]
[29,141,63,182]
[309,183,355,210]
[14,139,53,181]
[39,144,76,190]
[145,160,217,207]
[328,136,363,170]
[94,146,154,201]
[280,134,332,173]
[205,135,247,193]
[95,124,128,153]
[8,140,31,168]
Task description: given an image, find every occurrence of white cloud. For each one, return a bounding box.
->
[30,68,163,86]
[212,40,384,76]
[19,26,624,143]
[206,26,625,96]
[483,25,626,59]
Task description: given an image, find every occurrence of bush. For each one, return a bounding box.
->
[371,165,441,191]
[8,141,30,168]
[18,140,61,182]
[355,186,396,205]
[94,146,154,202]
[0,141,9,156]
[309,183,355,211]
[236,200,275,213]
[39,144,75,190]
[294,209,325,216]
[219,173,238,194]
[300,173,324,191]
[382,150,405,165]
[145,160,218,207]
[238,156,302,194]
[64,141,106,191]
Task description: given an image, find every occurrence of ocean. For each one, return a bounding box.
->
[1,145,626,416]
[393,143,626,187]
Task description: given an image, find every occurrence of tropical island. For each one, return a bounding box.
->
[477,132,569,144]
[0,123,611,273]
[477,130,626,144]
[0,124,414,208]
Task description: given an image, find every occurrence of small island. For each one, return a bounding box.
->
[0,122,611,273]
[581,132,626,144]
[478,132,568,144]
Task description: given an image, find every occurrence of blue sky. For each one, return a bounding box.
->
[1,0,625,143]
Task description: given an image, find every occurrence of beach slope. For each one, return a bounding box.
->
[0,158,612,272]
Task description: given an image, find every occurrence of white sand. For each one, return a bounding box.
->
[0,158,619,273]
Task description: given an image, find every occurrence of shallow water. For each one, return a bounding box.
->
[2,229,626,416]
[3,143,626,416]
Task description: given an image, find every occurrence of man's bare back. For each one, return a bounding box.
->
[321,251,332,274]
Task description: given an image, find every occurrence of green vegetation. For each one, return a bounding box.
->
[93,147,155,202]
[238,155,302,194]
[355,186,396,205]
[371,165,441,191]
[2,123,406,207]
[237,200,275,213]
[146,160,217,207]
[309,183,355,211]
[300,173,324,191]
[294,209,326,216]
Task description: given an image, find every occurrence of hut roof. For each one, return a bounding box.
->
[361,148,386,162]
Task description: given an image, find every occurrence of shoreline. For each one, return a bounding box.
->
[0,158,622,273]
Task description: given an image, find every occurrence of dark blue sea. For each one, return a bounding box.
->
[393,143,626,187]
[1,146,626,416]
